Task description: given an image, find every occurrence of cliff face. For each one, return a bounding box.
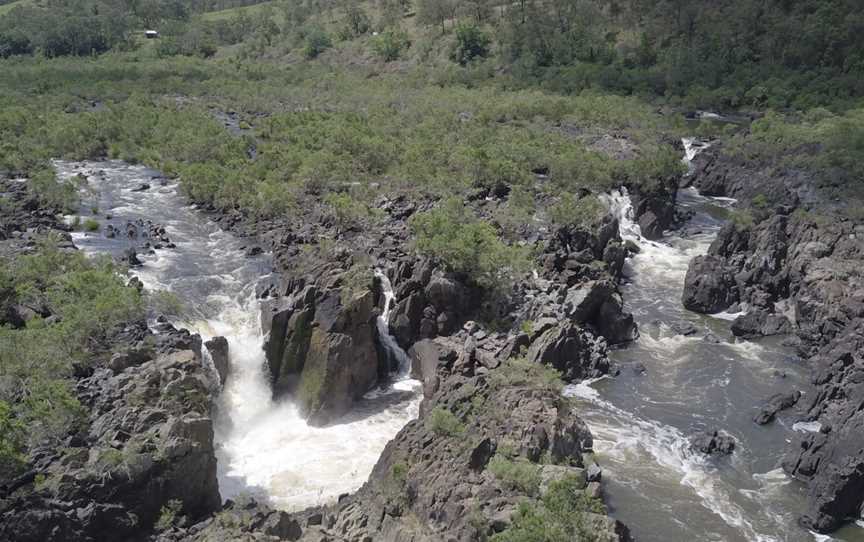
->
[684,145,864,532]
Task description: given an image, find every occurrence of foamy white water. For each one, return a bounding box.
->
[570,142,864,541]
[58,160,422,511]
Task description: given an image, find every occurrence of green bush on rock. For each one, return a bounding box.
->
[491,475,605,542]
[410,198,530,288]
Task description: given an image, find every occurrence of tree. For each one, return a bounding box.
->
[451,22,491,65]
[416,0,454,34]
[410,198,530,288]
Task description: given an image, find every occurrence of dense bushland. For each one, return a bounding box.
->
[0,240,143,479]
[2,0,863,109]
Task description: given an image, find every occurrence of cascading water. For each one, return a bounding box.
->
[566,142,863,542]
[375,269,412,378]
[59,160,421,512]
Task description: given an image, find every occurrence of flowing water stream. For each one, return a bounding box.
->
[565,142,864,542]
[58,160,421,512]
[54,152,864,540]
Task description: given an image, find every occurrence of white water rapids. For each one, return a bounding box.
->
[58,160,421,512]
[53,149,864,540]
[566,141,864,541]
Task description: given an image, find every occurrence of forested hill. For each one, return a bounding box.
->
[1,0,863,109]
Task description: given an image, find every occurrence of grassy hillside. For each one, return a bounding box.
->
[0,0,32,16]
[200,0,281,21]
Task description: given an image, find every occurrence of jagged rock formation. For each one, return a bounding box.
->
[0,332,221,542]
[261,274,384,425]
[155,326,630,541]
[684,144,864,532]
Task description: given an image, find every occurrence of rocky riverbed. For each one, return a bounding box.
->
[2,124,862,542]
[685,142,864,535]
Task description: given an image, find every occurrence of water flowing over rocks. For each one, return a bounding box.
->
[685,143,864,533]
[1,156,656,541]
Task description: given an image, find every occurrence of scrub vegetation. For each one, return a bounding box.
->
[0,239,143,478]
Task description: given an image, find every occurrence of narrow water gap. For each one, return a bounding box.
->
[564,140,849,542]
[57,160,421,512]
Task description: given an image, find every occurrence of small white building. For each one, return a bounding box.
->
[145,30,159,39]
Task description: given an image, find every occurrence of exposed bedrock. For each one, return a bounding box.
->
[290,332,630,542]
[0,329,220,542]
[261,276,384,426]
[627,172,680,240]
[683,144,864,532]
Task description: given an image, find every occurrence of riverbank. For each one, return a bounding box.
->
[684,139,864,535]
[1,148,644,541]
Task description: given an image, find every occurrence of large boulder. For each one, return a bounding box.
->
[563,281,637,344]
[597,294,638,344]
[298,289,382,425]
[526,323,610,381]
[682,255,739,313]
[731,310,792,339]
[753,390,801,425]
[689,430,736,455]
[204,336,229,386]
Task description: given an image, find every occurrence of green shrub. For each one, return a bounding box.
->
[0,239,143,478]
[410,198,530,288]
[371,28,410,61]
[490,357,563,394]
[451,22,491,65]
[751,193,769,210]
[427,407,465,437]
[82,218,100,232]
[491,475,605,542]
[548,194,605,228]
[488,454,541,495]
[0,401,26,479]
[156,499,183,531]
[303,27,331,59]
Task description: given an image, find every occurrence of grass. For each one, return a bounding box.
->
[199,0,282,22]
[490,358,564,394]
[488,454,541,496]
[427,407,464,437]
[0,0,33,17]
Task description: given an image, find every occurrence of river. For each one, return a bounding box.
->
[565,142,864,542]
[57,160,421,512]
[55,149,864,539]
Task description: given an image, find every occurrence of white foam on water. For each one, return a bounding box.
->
[565,380,773,541]
[710,310,745,321]
[602,189,712,286]
[58,159,423,512]
[793,421,822,433]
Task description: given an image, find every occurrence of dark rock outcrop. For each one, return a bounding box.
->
[690,430,736,455]
[291,334,629,542]
[263,280,383,425]
[0,349,221,542]
[782,325,864,532]
[526,323,610,380]
[682,254,738,313]
[731,310,792,338]
[204,336,230,386]
[686,143,864,532]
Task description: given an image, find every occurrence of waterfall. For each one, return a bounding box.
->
[58,159,423,513]
[375,269,412,378]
